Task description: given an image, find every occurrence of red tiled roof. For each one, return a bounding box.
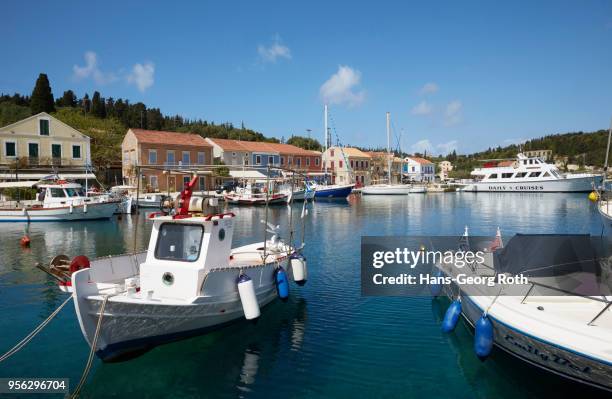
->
[207,138,320,157]
[408,157,433,165]
[130,129,211,146]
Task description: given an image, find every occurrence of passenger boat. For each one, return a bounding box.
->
[0,179,118,222]
[435,230,612,392]
[57,175,309,361]
[459,153,601,192]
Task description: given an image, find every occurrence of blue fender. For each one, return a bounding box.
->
[275,267,290,301]
[474,315,494,360]
[441,300,462,333]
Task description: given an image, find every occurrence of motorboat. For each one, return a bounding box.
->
[135,193,167,208]
[56,175,309,361]
[0,179,118,222]
[224,182,288,205]
[459,153,601,192]
[312,183,354,199]
[435,230,612,392]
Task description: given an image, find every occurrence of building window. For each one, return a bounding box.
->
[51,144,62,161]
[339,160,343,168]
[280,156,285,165]
[39,119,50,136]
[296,158,301,167]
[197,152,205,164]
[350,160,354,168]
[330,149,334,157]
[4,141,16,157]
[167,150,175,165]
[150,176,158,189]
[315,158,320,166]
[232,152,237,158]
[306,158,310,166]
[199,176,206,189]
[28,142,39,158]
[182,151,190,165]
[148,149,157,164]
[331,161,335,169]
[268,155,274,165]
[183,176,191,186]
[365,161,369,168]
[255,155,261,165]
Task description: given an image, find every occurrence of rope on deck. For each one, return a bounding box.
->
[70,295,110,399]
[0,295,73,363]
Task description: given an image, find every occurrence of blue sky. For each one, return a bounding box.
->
[2,1,612,154]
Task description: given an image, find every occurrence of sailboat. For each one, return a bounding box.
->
[596,119,612,234]
[313,105,355,199]
[362,112,412,195]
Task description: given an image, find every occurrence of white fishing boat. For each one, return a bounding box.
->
[135,193,166,208]
[60,175,309,361]
[459,153,601,192]
[435,230,612,392]
[0,179,118,222]
[109,185,135,214]
[225,182,288,205]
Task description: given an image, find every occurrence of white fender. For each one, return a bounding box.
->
[237,275,260,320]
[291,256,307,285]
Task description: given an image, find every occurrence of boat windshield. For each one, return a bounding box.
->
[155,223,204,262]
[65,188,85,197]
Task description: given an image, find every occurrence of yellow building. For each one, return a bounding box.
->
[322,146,371,185]
[0,112,91,180]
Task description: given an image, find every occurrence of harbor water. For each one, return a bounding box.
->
[0,193,608,398]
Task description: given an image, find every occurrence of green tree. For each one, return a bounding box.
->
[30,73,55,114]
[57,90,77,107]
[91,91,104,117]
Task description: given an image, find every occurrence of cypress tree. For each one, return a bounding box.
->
[30,73,55,114]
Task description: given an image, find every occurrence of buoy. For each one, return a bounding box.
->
[430,269,443,297]
[290,253,307,286]
[20,235,31,247]
[441,300,462,333]
[474,315,494,360]
[69,255,90,274]
[275,267,289,301]
[237,274,260,321]
[588,191,599,202]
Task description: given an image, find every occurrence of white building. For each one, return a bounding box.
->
[438,160,453,181]
[403,157,435,182]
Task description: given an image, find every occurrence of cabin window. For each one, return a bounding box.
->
[543,172,551,177]
[65,188,84,197]
[155,223,204,262]
[72,145,81,159]
[255,155,261,165]
[515,172,527,178]
[4,141,16,157]
[50,188,65,197]
[197,152,205,164]
[529,172,541,177]
[502,173,513,178]
[489,174,498,179]
[39,119,50,136]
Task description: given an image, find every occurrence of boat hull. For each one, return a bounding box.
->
[598,200,612,235]
[361,185,412,195]
[460,175,601,192]
[459,295,612,392]
[0,201,117,222]
[314,184,354,198]
[224,193,288,205]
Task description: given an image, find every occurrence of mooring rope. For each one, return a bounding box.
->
[70,295,110,399]
[0,295,73,363]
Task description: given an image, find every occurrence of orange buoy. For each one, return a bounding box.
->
[20,235,31,247]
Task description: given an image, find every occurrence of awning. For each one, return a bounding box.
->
[0,173,97,180]
[229,170,266,179]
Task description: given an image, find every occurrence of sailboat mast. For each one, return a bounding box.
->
[324,104,328,183]
[386,112,391,184]
[604,116,612,184]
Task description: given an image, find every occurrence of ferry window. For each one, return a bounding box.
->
[529,172,541,177]
[489,174,498,178]
[543,172,551,177]
[50,188,65,197]
[155,223,204,262]
[515,172,527,178]
[502,173,513,178]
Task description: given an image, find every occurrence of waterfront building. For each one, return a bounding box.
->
[0,112,93,181]
[524,149,552,161]
[205,138,321,173]
[438,160,453,181]
[366,151,402,184]
[122,128,213,192]
[403,157,435,182]
[321,146,371,185]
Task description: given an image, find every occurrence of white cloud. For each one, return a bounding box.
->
[437,140,458,154]
[72,51,117,84]
[257,35,291,63]
[411,101,433,115]
[127,62,155,92]
[419,82,439,95]
[319,65,366,107]
[411,139,434,154]
[444,100,463,127]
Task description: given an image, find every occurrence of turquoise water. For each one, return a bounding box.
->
[0,193,608,398]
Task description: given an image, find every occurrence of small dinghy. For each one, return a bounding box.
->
[62,174,309,361]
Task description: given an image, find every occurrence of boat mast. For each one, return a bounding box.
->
[324,104,328,184]
[386,112,391,185]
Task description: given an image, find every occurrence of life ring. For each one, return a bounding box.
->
[69,255,91,274]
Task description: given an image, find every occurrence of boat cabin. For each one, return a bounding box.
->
[471,153,563,182]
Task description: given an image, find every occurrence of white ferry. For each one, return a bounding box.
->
[460,153,601,192]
